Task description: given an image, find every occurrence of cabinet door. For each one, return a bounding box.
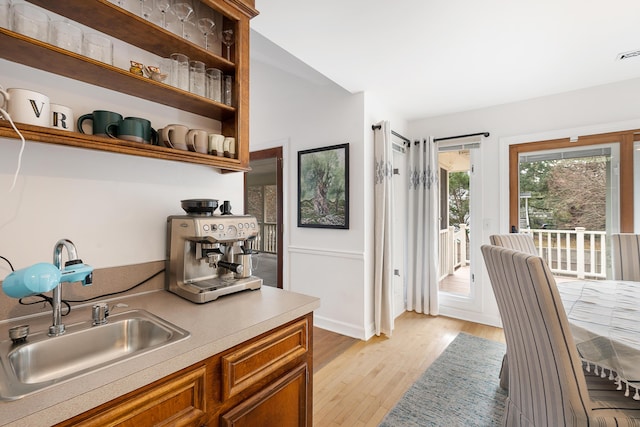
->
[57,365,207,427]
[220,364,308,427]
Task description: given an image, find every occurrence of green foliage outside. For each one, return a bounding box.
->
[447,156,607,232]
[520,156,607,230]
[449,171,469,227]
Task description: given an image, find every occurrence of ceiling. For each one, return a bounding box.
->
[251,0,640,120]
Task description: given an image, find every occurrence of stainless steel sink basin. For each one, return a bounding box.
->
[0,309,190,400]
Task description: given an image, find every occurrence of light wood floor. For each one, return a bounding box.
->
[313,311,505,427]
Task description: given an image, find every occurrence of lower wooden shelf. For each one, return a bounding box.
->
[0,121,247,172]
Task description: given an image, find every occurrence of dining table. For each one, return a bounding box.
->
[557,279,640,399]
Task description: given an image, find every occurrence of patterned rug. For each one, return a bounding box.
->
[379,333,507,427]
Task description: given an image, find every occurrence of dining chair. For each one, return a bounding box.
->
[611,233,640,281]
[489,233,538,255]
[489,233,538,390]
[481,244,640,426]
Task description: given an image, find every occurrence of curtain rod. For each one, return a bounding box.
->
[371,125,410,145]
[434,132,490,142]
[372,126,490,145]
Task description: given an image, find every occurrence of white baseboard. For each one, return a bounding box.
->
[313,314,367,340]
[438,305,503,328]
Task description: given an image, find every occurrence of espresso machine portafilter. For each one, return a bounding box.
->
[165,207,262,303]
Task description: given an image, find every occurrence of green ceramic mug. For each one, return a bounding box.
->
[105,118,146,143]
[124,116,158,145]
[77,110,122,137]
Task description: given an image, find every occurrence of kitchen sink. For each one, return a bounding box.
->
[0,309,190,401]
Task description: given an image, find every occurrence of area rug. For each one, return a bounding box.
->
[379,332,507,427]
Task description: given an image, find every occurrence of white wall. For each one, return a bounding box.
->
[409,77,640,326]
[251,31,377,338]
[0,60,244,280]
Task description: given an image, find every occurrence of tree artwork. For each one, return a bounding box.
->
[298,144,349,229]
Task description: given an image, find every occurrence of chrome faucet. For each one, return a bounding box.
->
[49,239,94,336]
[49,239,78,336]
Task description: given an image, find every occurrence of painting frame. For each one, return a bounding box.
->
[297,143,350,229]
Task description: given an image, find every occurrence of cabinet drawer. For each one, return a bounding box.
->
[58,365,207,427]
[222,318,309,399]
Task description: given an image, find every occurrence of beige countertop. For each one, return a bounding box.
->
[0,286,320,426]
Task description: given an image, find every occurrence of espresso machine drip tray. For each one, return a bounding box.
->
[177,276,262,303]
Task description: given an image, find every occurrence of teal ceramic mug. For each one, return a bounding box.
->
[105,118,146,143]
[124,116,158,145]
[77,110,122,137]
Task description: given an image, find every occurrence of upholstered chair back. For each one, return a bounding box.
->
[611,234,640,281]
[489,234,538,256]
[481,245,640,426]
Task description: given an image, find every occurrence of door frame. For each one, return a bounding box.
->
[245,147,284,289]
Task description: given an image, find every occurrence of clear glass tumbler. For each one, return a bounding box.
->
[223,75,233,106]
[49,20,83,54]
[10,3,49,42]
[205,68,222,102]
[189,60,206,97]
[170,52,189,91]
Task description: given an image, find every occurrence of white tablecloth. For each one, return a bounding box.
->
[558,280,640,399]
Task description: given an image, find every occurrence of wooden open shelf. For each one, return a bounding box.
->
[0,121,244,171]
[0,29,235,121]
[0,0,256,172]
[29,0,236,72]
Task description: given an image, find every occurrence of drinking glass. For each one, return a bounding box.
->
[155,0,171,28]
[82,33,113,64]
[49,20,82,54]
[205,68,222,102]
[170,52,189,91]
[223,75,233,106]
[189,60,205,96]
[171,0,194,39]
[0,0,11,29]
[196,5,216,51]
[221,28,234,61]
[139,0,153,20]
[10,3,49,42]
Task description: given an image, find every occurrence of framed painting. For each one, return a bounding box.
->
[297,143,349,229]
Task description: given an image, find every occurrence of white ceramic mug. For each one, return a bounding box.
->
[161,124,189,150]
[0,88,50,127]
[208,133,225,156]
[50,103,74,131]
[186,129,208,154]
[223,137,235,158]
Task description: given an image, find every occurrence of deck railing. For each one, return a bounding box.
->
[525,227,607,279]
[439,226,607,280]
[256,222,277,254]
[439,225,467,281]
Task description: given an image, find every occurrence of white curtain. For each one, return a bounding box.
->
[407,137,439,315]
[373,121,394,336]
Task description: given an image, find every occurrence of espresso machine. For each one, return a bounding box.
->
[166,199,262,303]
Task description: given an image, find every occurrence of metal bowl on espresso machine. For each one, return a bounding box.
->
[165,199,262,303]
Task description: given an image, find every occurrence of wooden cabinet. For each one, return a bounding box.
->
[55,365,208,427]
[0,0,258,172]
[56,314,314,427]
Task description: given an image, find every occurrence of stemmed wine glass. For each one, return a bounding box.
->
[139,0,153,20]
[196,6,216,51]
[156,0,171,28]
[221,29,234,61]
[171,0,194,39]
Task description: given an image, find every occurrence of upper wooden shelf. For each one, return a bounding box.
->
[0,29,236,121]
[0,121,247,171]
[29,0,236,72]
